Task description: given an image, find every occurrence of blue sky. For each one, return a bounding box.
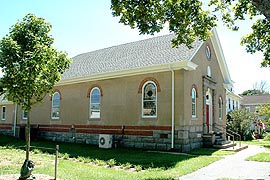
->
[1,0,270,94]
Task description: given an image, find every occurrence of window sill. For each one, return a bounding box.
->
[51,118,60,120]
[89,118,101,121]
[191,117,198,120]
[141,116,157,120]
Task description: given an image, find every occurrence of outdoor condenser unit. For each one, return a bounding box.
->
[99,134,113,148]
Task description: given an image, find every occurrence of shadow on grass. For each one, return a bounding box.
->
[0,135,220,170]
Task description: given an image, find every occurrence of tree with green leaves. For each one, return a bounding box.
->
[241,89,265,95]
[0,13,71,178]
[111,0,270,67]
[258,104,270,116]
[257,103,270,125]
[227,109,258,140]
[241,80,269,95]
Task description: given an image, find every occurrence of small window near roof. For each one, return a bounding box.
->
[205,45,211,60]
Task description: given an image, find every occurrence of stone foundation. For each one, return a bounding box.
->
[0,125,204,152]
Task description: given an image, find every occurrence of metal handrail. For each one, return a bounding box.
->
[227,129,241,147]
[214,123,241,148]
[213,124,235,149]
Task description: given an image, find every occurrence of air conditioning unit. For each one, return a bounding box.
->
[99,134,112,148]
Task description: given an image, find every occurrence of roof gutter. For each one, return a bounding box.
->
[56,61,198,87]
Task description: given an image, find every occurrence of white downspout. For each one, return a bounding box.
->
[13,103,17,136]
[171,68,175,149]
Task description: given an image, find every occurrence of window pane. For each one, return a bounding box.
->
[90,88,101,118]
[192,104,196,116]
[52,93,60,108]
[143,82,157,117]
[52,92,60,119]
[144,83,156,100]
[2,107,6,120]
[219,98,222,119]
[52,107,60,118]
[23,111,28,119]
[191,88,196,117]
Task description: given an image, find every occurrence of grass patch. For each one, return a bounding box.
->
[217,178,243,180]
[0,135,225,179]
[189,148,235,156]
[246,152,270,162]
[243,139,270,148]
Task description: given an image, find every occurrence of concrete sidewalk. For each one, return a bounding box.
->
[176,145,270,180]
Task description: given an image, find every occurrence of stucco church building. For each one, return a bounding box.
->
[0,29,235,152]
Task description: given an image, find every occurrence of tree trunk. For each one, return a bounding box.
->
[26,110,30,160]
[252,0,270,20]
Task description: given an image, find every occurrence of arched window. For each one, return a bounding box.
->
[142,81,157,117]
[219,97,223,120]
[51,92,60,119]
[191,88,197,118]
[90,87,101,119]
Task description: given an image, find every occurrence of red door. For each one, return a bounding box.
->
[206,104,209,132]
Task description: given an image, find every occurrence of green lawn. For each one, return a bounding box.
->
[0,135,232,180]
[243,139,270,162]
[242,139,270,148]
[246,152,270,162]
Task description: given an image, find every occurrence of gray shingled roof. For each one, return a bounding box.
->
[241,94,270,105]
[62,34,202,80]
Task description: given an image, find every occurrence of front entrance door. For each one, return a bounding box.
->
[205,89,212,133]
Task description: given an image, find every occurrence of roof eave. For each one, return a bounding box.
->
[211,28,234,87]
[56,61,198,86]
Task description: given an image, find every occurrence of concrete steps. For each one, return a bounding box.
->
[213,141,236,149]
[223,144,249,152]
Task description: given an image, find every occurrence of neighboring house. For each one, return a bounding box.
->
[0,29,234,152]
[241,94,270,113]
[226,88,242,114]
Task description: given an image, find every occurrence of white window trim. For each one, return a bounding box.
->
[191,88,197,118]
[219,97,222,120]
[1,106,6,121]
[51,92,60,120]
[207,66,211,77]
[142,81,157,118]
[22,110,28,120]
[89,87,101,119]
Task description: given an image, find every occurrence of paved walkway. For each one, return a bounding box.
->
[176,145,270,180]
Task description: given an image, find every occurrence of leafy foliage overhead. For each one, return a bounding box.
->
[0,13,72,110]
[111,0,270,67]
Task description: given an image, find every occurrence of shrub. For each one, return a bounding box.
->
[135,165,143,172]
[263,133,270,141]
[107,159,116,167]
[59,152,70,160]
[121,162,132,169]
[32,148,41,154]
[77,156,85,162]
[227,110,258,141]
